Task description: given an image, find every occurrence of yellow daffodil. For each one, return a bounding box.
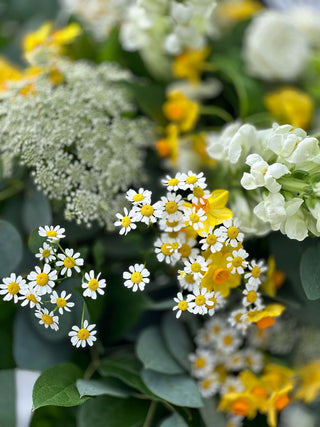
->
[216,0,263,24]
[192,133,217,167]
[247,304,285,330]
[261,383,293,427]
[172,47,210,83]
[218,391,259,418]
[295,360,320,403]
[260,256,285,297]
[163,91,199,133]
[261,364,294,391]
[155,124,179,165]
[0,57,23,93]
[264,87,314,130]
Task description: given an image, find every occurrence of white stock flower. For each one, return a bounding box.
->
[243,10,310,81]
[241,154,290,193]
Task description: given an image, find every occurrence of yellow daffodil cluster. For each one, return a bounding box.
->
[0,225,106,349]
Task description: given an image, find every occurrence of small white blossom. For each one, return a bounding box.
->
[56,248,84,277]
[38,225,65,243]
[161,172,187,191]
[184,206,207,231]
[244,260,267,287]
[126,188,152,205]
[50,290,75,314]
[217,218,244,248]
[188,286,214,315]
[35,242,56,263]
[114,207,137,235]
[69,320,97,348]
[226,248,249,275]
[189,349,215,379]
[27,264,57,295]
[82,270,107,299]
[0,273,26,303]
[172,292,193,318]
[35,308,59,331]
[123,264,150,292]
[184,256,208,281]
[199,226,225,253]
[131,201,163,225]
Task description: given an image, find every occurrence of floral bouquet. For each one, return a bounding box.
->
[1,0,320,426]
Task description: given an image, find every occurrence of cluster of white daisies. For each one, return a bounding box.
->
[0,225,107,348]
[114,171,268,324]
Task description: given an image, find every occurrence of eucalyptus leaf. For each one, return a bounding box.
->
[136,326,184,374]
[199,397,226,427]
[159,413,188,427]
[22,184,52,233]
[0,370,15,427]
[141,369,203,408]
[0,220,23,277]
[76,378,130,398]
[33,363,87,410]
[301,243,320,300]
[78,396,149,427]
[161,313,193,371]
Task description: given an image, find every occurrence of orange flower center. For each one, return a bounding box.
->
[257,316,275,330]
[232,399,250,416]
[213,268,229,284]
[274,394,290,411]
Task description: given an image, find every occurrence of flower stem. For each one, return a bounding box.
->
[142,401,157,427]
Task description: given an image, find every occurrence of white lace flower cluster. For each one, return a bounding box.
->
[189,315,264,399]
[0,59,154,229]
[115,171,269,322]
[207,122,320,241]
[0,225,107,348]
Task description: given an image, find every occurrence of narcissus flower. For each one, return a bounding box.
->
[247,304,285,329]
[172,47,210,83]
[163,91,199,133]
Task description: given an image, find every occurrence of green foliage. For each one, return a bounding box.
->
[30,406,76,427]
[33,363,87,410]
[199,397,226,427]
[77,396,150,427]
[141,369,203,408]
[300,242,320,300]
[0,220,23,277]
[160,413,188,427]
[136,326,185,374]
[22,184,52,233]
[76,378,130,399]
[0,370,15,427]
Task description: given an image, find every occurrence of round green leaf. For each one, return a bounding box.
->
[0,220,23,277]
[141,369,202,408]
[136,326,184,374]
[160,413,188,427]
[23,185,52,233]
[28,228,46,254]
[33,362,87,410]
[301,243,320,300]
[76,378,130,398]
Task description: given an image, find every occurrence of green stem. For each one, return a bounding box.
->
[143,401,157,427]
[200,106,233,122]
[0,180,24,202]
[80,303,85,328]
[83,347,100,380]
[278,177,313,195]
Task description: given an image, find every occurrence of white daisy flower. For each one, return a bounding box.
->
[123,264,150,292]
[19,285,41,308]
[206,291,225,316]
[131,201,163,225]
[126,188,152,205]
[182,171,207,191]
[226,248,249,275]
[0,273,26,303]
[244,348,264,373]
[198,373,220,398]
[187,186,210,206]
[217,329,242,354]
[194,328,212,348]
[217,218,244,248]
[35,308,59,331]
[177,234,199,260]
[50,290,75,314]
[161,172,187,191]
[172,292,193,318]
[177,270,198,291]
[205,318,226,344]
[82,270,107,300]
[199,226,225,253]
[154,235,181,264]
[27,264,57,295]
[114,207,137,235]
[68,320,97,348]
[244,259,267,287]
[158,213,184,232]
[56,248,84,277]
[35,242,56,263]
[228,308,250,334]
[220,375,245,395]
[160,192,185,221]
[38,225,65,243]
[225,351,246,372]
[242,283,263,308]
[184,206,207,231]
[189,349,215,379]
[188,286,214,315]
[184,256,208,280]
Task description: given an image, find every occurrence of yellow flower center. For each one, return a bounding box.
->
[168,178,179,187]
[179,243,191,258]
[177,300,188,311]
[77,328,90,340]
[185,273,195,284]
[133,194,145,202]
[42,249,51,258]
[27,294,38,304]
[213,268,229,284]
[235,313,242,323]
[206,234,217,245]
[64,256,75,269]
[168,231,179,238]
[88,278,99,291]
[121,216,131,227]
[232,256,243,268]
[223,335,233,346]
[131,272,143,284]
[195,357,206,368]
[171,242,179,250]
[36,272,49,286]
[212,326,220,334]
[42,313,53,325]
[193,187,204,198]
[46,230,57,237]
[161,243,173,256]
[201,380,211,389]
[190,213,200,223]
[186,175,198,185]
[191,262,201,273]
[165,201,178,214]
[208,296,217,308]
[167,219,180,228]
[247,290,257,303]
[141,204,154,217]
[195,295,206,306]
[8,282,20,295]
[227,226,239,239]
[56,297,67,308]
[251,266,261,278]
